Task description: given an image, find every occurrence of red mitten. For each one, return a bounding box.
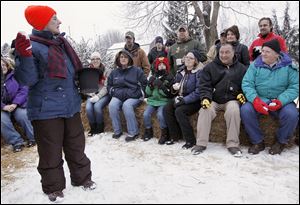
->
[15,32,32,57]
[268,99,282,111]
[253,97,269,115]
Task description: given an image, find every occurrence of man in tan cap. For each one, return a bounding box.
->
[168,24,207,75]
[124,31,151,76]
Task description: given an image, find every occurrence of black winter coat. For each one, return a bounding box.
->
[200,56,247,104]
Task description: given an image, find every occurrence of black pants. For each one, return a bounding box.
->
[164,100,201,143]
[32,113,91,194]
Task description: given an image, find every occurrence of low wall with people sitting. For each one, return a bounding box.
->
[80,101,299,147]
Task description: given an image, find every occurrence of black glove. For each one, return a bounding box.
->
[252,47,261,60]
[174,96,185,108]
[148,76,156,89]
[153,79,163,88]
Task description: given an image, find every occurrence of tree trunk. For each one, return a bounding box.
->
[192,1,220,50]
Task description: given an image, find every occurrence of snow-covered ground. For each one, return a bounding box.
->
[1,132,299,204]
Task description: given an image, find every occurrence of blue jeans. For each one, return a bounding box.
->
[143,105,167,129]
[109,97,142,136]
[1,108,35,146]
[86,95,110,124]
[240,102,299,144]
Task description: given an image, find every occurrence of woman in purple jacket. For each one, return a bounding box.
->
[1,57,35,152]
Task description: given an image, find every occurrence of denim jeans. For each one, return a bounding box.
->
[241,102,299,144]
[143,105,167,129]
[86,95,110,124]
[109,97,142,136]
[1,108,34,146]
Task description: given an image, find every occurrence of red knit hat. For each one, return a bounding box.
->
[25,5,56,31]
[154,57,170,72]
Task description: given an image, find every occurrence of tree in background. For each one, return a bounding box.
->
[163,1,205,45]
[272,2,299,64]
[1,43,10,57]
[163,1,186,41]
[126,1,220,50]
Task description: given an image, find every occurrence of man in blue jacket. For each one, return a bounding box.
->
[14,5,95,202]
[241,39,299,155]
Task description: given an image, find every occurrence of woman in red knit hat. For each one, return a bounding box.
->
[14,5,95,202]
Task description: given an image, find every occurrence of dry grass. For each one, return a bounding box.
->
[1,145,38,186]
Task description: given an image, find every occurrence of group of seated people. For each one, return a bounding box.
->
[81,38,298,158]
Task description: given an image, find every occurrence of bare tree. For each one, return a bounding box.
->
[192,1,220,49]
[125,1,220,49]
[96,30,124,50]
[124,1,167,36]
[1,43,10,57]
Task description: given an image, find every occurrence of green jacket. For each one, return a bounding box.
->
[145,73,173,107]
[242,53,299,106]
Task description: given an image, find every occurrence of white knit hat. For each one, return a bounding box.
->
[90,51,101,59]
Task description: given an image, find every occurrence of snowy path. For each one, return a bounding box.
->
[1,132,299,204]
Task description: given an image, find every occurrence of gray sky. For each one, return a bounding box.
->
[1,1,299,46]
[1,1,126,45]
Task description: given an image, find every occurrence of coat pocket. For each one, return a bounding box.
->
[41,91,68,113]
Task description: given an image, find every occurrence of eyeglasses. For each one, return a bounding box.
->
[91,58,100,61]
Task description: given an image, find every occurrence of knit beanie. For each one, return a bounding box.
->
[189,49,202,63]
[25,5,56,31]
[262,39,281,54]
[155,36,163,44]
[154,57,170,72]
[90,52,101,59]
[125,31,135,39]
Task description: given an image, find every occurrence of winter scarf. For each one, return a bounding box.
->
[30,35,82,78]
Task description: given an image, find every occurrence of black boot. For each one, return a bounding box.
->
[158,128,169,145]
[94,122,104,135]
[142,128,153,141]
[88,123,97,137]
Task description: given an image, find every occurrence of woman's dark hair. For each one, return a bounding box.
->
[225,25,240,41]
[114,50,134,67]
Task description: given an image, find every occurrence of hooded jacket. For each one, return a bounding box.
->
[107,50,148,102]
[124,42,151,77]
[1,71,29,109]
[242,52,299,106]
